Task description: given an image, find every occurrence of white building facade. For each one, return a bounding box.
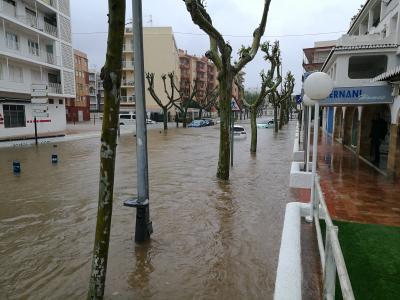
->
[320,0,400,178]
[0,0,75,141]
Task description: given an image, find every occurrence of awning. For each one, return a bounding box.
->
[372,65,400,82]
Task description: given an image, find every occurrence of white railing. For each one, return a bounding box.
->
[121,96,135,103]
[312,176,355,300]
[0,38,60,67]
[48,82,62,94]
[122,60,134,69]
[0,1,58,38]
[123,43,133,52]
[0,0,16,17]
[39,0,57,9]
[43,21,57,37]
[121,80,134,86]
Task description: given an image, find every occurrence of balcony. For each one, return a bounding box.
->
[0,38,60,67]
[48,82,62,94]
[39,0,57,9]
[121,80,134,87]
[123,43,133,52]
[336,34,396,48]
[122,60,134,69]
[121,96,135,103]
[0,1,58,38]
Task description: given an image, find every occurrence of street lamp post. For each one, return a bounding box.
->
[303,72,334,223]
[123,0,153,243]
[303,95,314,172]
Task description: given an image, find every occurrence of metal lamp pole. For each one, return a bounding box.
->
[123,0,152,243]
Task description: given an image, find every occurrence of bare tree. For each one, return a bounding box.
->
[196,83,219,119]
[173,78,198,127]
[277,72,295,130]
[268,72,294,133]
[146,72,179,130]
[87,1,125,298]
[243,41,282,153]
[183,0,273,180]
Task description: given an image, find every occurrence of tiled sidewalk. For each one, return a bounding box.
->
[316,135,400,227]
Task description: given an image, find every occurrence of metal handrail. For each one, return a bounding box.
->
[313,176,355,300]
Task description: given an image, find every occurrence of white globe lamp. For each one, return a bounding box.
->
[304,72,334,101]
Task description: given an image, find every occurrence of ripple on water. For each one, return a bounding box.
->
[0,122,297,299]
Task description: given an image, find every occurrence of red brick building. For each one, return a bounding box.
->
[66,49,90,122]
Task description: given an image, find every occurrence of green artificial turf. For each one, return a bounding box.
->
[320,220,400,300]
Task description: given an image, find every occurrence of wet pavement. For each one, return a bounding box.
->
[0,120,299,299]
[292,133,400,227]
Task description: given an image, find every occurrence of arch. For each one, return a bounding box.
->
[334,107,343,141]
[359,104,391,170]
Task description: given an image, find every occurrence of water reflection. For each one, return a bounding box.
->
[0,122,297,299]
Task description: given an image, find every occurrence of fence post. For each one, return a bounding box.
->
[323,226,338,300]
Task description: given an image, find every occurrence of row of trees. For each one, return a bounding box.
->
[88,1,294,298]
[243,41,295,153]
[146,72,219,130]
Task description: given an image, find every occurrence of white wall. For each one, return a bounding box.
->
[0,100,66,140]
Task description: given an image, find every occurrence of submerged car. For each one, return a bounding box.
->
[188,120,206,128]
[257,119,274,128]
[233,125,247,137]
[202,118,215,126]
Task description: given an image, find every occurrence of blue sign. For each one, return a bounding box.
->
[295,95,302,104]
[319,85,393,106]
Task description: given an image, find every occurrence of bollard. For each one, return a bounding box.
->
[13,160,21,174]
[51,145,58,164]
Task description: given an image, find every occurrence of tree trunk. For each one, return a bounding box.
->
[163,107,168,130]
[274,106,278,133]
[199,108,203,120]
[250,108,257,153]
[216,72,232,180]
[87,1,125,299]
[279,103,284,130]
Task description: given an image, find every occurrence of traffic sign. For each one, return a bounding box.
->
[31,84,48,98]
[231,98,240,111]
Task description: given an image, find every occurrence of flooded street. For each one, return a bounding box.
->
[0,121,297,299]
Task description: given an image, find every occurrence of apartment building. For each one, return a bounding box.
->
[65,49,89,122]
[96,72,104,112]
[302,40,336,74]
[0,0,75,141]
[88,68,97,112]
[121,26,180,119]
[179,49,245,117]
[319,0,400,177]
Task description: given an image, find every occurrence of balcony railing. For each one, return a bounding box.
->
[123,43,133,52]
[0,1,58,38]
[121,96,135,103]
[121,80,134,87]
[48,82,62,94]
[40,0,57,9]
[0,38,60,67]
[122,60,134,69]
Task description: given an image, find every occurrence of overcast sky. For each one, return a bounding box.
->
[71,0,365,93]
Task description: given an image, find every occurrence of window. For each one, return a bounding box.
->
[6,32,18,50]
[59,99,63,105]
[3,105,26,128]
[28,40,39,56]
[348,55,387,79]
[9,65,23,82]
[49,99,54,104]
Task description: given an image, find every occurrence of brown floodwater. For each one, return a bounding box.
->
[0,121,297,299]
